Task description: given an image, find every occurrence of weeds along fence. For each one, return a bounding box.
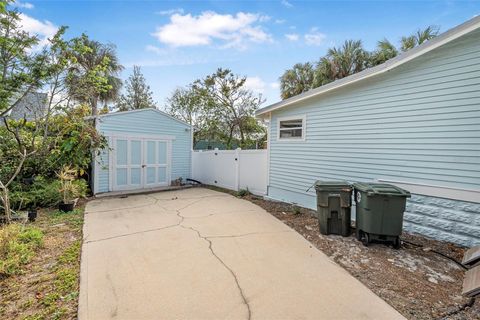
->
[191,148,267,195]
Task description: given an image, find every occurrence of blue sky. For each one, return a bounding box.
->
[11,0,480,107]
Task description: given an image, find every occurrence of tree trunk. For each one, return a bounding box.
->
[91,97,98,116]
[239,125,245,148]
[227,126,234,149]
[0,182,11,223]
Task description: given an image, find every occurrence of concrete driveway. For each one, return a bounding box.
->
[79,188,404,320]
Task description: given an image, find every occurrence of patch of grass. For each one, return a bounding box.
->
[0,205,85,320]
[54,268,78,295]
[0,224,44,276]
[292,204,302,215]
[57,240,81,265]
[41,292,60,307]
[49,209,84,230]
[236,188,251,197]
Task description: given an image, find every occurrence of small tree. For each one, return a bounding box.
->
[192,68,265,148]
[165,86,219,145]
[166,68,266,149]
[0,3,68,222]
[117,65,155,111]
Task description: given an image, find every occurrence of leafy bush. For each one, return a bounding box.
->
[292,205,302,215]
[237,189,251,197]
[9,177,88,210]
[9,178,61,210]
[0,224,44,276]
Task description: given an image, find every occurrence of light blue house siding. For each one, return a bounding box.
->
[267,29,480,247]
[93,109,192,194]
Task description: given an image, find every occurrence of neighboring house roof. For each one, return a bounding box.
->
[2,92,48,122]
[256,15,480,117]
[87,108,192,127]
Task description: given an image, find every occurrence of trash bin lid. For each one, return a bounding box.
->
[353,182,411,197]
[315,180,352,191]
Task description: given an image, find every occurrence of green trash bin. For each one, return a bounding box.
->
[353,182,411,248]
[315,181,352,237]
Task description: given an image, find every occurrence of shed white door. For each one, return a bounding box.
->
[112,137,171,191]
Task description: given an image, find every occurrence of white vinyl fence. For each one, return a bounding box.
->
[192,148,268,195]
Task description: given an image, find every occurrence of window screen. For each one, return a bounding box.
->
[279,118,304,139]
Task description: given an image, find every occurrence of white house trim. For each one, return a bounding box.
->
[256,15,480,117]
[86,108,192,127]
[376,179,480,204]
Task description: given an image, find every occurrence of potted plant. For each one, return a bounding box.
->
[57,166,80,212]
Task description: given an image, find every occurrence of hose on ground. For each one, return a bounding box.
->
[436,297,475,319]
[402,239,467,270]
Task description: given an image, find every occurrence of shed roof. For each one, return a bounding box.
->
[88,108,191,127]
[256,15,480,118]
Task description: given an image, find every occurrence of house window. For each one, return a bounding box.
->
[277,115,306,141]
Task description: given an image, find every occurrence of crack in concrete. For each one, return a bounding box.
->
[180,224,252,320]
[147,194,232,201]
[84,223,180,244]
[207,230,293,239]
[84,199,218,244]
[85,200,159,214]
[83,191,284,320]
[180,209,260,219]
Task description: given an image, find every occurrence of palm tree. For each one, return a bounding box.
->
[401,26,439,51]
[67,36,123,116]
[279,62,315,99]
[370,38,399,66]
[324,40,369,79]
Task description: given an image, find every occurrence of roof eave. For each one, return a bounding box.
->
[256,15,480,117]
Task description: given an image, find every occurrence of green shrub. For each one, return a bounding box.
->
[0,224,44,276]
[9,177,88,210]
[237,189,251,197]
[292,205,302,215]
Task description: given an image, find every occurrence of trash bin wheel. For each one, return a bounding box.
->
[362,232,370,247]
[355,228,363,241]
[393,236,401,249]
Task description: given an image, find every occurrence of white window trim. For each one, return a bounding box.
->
[277,115,306,141]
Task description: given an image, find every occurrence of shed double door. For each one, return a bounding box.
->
[112,137,171,191]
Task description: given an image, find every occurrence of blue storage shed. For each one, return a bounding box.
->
[256,16,480,247]
[91,108,192,194]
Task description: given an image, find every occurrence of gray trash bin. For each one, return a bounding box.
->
[315,181,352,237]
[353,182,411,248]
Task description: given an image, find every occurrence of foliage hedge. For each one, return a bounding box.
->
[9,177,88,210]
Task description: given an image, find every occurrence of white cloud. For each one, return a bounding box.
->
[275,19,286,24]
[244,77,266,94]
[152,11,272,49]
[281,0,293,8]
[285,33,299,41]
[138,45,210,67]
[156,8,184,16]
[145,45,168,55]
[18,13,58,48]
[258,15,271,22]
[127,57,206,68]
[304,28,326,46]
[269,82,280,89]
[12,1,34,9]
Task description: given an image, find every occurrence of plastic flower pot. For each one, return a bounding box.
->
[58,202,75,212]
[28,209,37,222]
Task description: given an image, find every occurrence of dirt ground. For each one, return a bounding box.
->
[242,193,479,320]
[0,205,84,320]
